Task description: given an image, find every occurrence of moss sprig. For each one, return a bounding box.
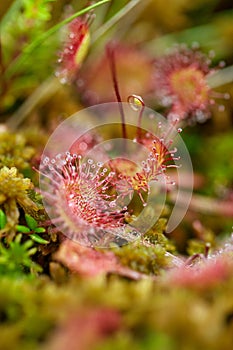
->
[0,167,38,236]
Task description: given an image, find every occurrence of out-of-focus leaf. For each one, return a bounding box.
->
[30,233,49,244]
[16,225,31,233]
[25,214,38,230]
[0,209,7,229]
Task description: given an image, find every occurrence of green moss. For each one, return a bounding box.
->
[0,270,232,350]
[0,234,41,276]
[0,132,35,171]
[0,167,38,235]
[112,219,175,275]
[144,218,175,252]
[114,243,172,275]
[95,330,175,350]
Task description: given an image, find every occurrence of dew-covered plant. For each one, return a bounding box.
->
[152,44,230,123]
[0,1,233,350]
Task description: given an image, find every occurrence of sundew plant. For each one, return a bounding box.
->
[0,1,233,350]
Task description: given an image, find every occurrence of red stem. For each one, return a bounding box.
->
[106,44,127,141]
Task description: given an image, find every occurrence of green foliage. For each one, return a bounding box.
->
[95,330,175,350]
[0,0,111,112]
[15,225,31,234]
[25,213,38,230]
[0,277,55,350]
[16,214,48,244]
[199,132,233,195]
[1,0,58,110]
[0,268,233,350]
[22,0,55,23]
[2,0,55,51]
[0,234,42,275]
[29,233,48,244]
[0,209,7,230]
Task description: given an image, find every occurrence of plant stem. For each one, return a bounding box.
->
[136,97,145,141]
[106,44,127,141]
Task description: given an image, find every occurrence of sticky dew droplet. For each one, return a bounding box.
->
[127,94,144,111]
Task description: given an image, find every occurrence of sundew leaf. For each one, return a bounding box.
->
[25,214,38,230]
[0,210,7,229]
